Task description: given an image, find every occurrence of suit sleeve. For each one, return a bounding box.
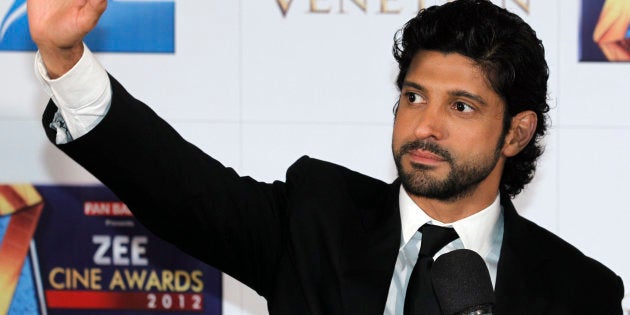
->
[42,75,288,298]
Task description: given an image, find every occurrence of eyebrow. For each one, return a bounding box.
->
[402,81,425,91]
[402,81,488,107]
[450,89,488,107]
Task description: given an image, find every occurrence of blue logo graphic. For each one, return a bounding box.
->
[0,0,175,53]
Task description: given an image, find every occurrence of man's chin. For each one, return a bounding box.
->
[400,171,447,190]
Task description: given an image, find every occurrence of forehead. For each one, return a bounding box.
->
[405,50,502,106]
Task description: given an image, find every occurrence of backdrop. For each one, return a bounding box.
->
[1,0,628,313]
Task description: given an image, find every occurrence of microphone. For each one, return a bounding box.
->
[431,249,495,315]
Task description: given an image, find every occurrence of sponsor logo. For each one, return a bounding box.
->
[0,0,26,45]
[276,0,530,17]
[580,0,630,62]
[0,0,175,52]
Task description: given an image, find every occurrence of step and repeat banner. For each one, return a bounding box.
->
[1,0,629,314]
[0,185,221,314]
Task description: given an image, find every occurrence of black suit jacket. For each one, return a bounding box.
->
[43,76,624,314]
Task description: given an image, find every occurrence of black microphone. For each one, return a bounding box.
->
[431,249,495,315]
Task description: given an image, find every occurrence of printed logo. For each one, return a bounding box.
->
[276,0,530,17]
[580,0,630,62]
[0,0,175,53]
[0,0,31,50]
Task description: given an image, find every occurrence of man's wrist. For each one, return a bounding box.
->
[37,44,84,79]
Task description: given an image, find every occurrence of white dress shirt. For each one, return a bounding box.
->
[34,44,111,144]
[383,188,503,315]
[35,47,505,315]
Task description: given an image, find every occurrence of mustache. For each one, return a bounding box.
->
[398,140,453,163]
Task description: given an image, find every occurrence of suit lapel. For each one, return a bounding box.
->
[495,196,552,314]
[339,181,401,314]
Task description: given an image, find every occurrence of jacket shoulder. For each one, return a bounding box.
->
[286,155,391,195]
[513,213,619,277]
[505,210,624,311]
[283,155,400,229]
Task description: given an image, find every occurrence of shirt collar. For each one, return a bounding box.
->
[398,186,502,258]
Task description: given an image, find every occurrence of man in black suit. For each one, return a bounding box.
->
[29,0,624,313]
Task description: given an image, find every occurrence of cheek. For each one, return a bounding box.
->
[392,122,410,150]
[392,114,414,138]
[450,125,498,149]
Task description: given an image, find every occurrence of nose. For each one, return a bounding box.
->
[413,104,445,141]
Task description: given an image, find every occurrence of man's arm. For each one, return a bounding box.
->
[41,76,290,297]
[29,0,111,143]
[30,0,289,297]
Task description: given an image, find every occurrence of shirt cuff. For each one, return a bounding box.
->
[35,43,112,144]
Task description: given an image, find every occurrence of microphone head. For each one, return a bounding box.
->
[431,249,495,315]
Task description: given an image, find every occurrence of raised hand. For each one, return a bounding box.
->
[27,0,107,78]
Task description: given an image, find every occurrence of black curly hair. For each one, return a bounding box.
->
[393,0,550,198]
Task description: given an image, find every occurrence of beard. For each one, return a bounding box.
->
[393,139,503,202]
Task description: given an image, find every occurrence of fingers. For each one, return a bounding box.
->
[27,0,108,78]
[82,0,108,29]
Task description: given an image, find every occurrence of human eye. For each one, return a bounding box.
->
[453,101,474,113]
[405,92,425,104]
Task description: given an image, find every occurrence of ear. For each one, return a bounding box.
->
[502,110,537,157]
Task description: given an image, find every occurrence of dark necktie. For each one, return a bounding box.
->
[404,224,459,315]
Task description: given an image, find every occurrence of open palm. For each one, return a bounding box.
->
[27,0,106,77]
[27,0,106,50]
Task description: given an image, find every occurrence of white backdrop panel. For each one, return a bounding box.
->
[1,0,628,313]
[0,120,98,183]
[241,122,396,183]
[241,1,410,124]
[98,1,241,123]
[558,0,630,127]
[0,53,45,119]
[513,127,559,234]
